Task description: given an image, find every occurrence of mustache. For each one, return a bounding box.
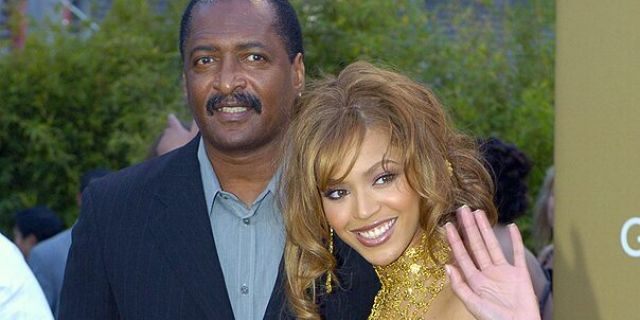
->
[206,91,262,116]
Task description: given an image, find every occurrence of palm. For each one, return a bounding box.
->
[445,207,540,320]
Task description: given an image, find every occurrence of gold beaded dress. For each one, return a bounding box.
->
[368,233,450,320]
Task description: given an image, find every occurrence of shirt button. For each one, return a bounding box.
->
[240,284,249,295]
[221,195,229,200]
[242,218,250,225]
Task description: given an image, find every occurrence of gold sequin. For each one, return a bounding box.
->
[368,233,450,320]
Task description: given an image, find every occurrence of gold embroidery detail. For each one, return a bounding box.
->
[368,233,450,320]
[445,160,454,177]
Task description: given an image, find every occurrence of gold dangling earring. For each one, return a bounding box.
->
[445,159,454,177]
[326,227,334,294]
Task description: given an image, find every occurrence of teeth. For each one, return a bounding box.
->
[219,106,248,113]
[358,219,395,239]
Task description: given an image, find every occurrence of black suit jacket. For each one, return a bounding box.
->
[59,137,379,319]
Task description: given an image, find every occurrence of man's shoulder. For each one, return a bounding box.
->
[79,140,201,230]
[96,155,174,191]
[0,237,54,320]
[29,229,72,261]
[90,140,198,196]
[0,235,36,283]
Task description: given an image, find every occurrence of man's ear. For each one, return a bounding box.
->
[182,73,192,113]
[26,234,38,247]
[292,53,305,93]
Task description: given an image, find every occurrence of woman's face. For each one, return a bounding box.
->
[321,129,422,266]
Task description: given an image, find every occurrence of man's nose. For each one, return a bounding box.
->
[213,59,247,95]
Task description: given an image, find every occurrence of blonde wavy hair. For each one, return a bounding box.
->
[280,61,496,319]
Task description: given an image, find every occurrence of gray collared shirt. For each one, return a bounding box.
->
[197,138,284,320]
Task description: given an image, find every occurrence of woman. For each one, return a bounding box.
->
[281,61,539,320]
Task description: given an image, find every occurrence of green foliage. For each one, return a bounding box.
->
[0,0,554,248]
[0,0,189,231]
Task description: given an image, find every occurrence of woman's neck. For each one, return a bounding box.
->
[369,232,450,320]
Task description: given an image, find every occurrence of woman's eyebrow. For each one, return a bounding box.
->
[364,159,400,177]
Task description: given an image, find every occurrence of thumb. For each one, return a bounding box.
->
[167,113,182,129]
[189,119,199,135]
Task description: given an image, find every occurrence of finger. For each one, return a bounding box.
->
[508,223,526,268]
[457,206,492,269]
[445,222,479,278]
[189,119,199,135]
[167,113,183,129]
[446,264,482,316]
[474,210,507,265]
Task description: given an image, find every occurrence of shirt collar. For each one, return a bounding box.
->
[198,137,222,212]
[197,137,281,210]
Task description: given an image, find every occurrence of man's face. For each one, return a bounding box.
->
[13,227,35,257]
[182,1,304,154]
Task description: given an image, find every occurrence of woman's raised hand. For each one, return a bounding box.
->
[445,206,541,320]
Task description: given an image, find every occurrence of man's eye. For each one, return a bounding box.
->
[324,189,349,200]
[195,57,214,65]
[247,54,266,62]
[373,173,396,186]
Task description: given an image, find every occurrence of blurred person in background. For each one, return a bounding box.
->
[28,168,111,316]
[12,206,64,258]
[479,137,552,320]
[534,167,555,285]
[0,232,53,319]
[147,113,199,159]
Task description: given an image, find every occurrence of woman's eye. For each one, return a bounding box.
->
[374,173,396,185]
[324,189,349,200]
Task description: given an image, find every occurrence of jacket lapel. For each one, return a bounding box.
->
[148,137,235,319]
[263,257,291,319]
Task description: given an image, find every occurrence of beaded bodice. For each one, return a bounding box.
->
[368,233,450,320]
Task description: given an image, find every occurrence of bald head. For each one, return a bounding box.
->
[179,0,303,62]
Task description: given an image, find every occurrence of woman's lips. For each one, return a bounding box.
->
[351,217,397,248]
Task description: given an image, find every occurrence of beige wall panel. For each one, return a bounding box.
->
[556,1,640,319]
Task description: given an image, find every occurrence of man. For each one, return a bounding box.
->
[28,169,111,317]
[59,1,378,319]
[12,206,64,258]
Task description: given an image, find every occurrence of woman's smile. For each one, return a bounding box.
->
[352,217,397,247]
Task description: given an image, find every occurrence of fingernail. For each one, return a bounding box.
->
[445,264,451,276]
[444,222,455,231]
[456,205,470,212]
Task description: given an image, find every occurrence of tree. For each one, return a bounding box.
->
[0,0,554,246]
